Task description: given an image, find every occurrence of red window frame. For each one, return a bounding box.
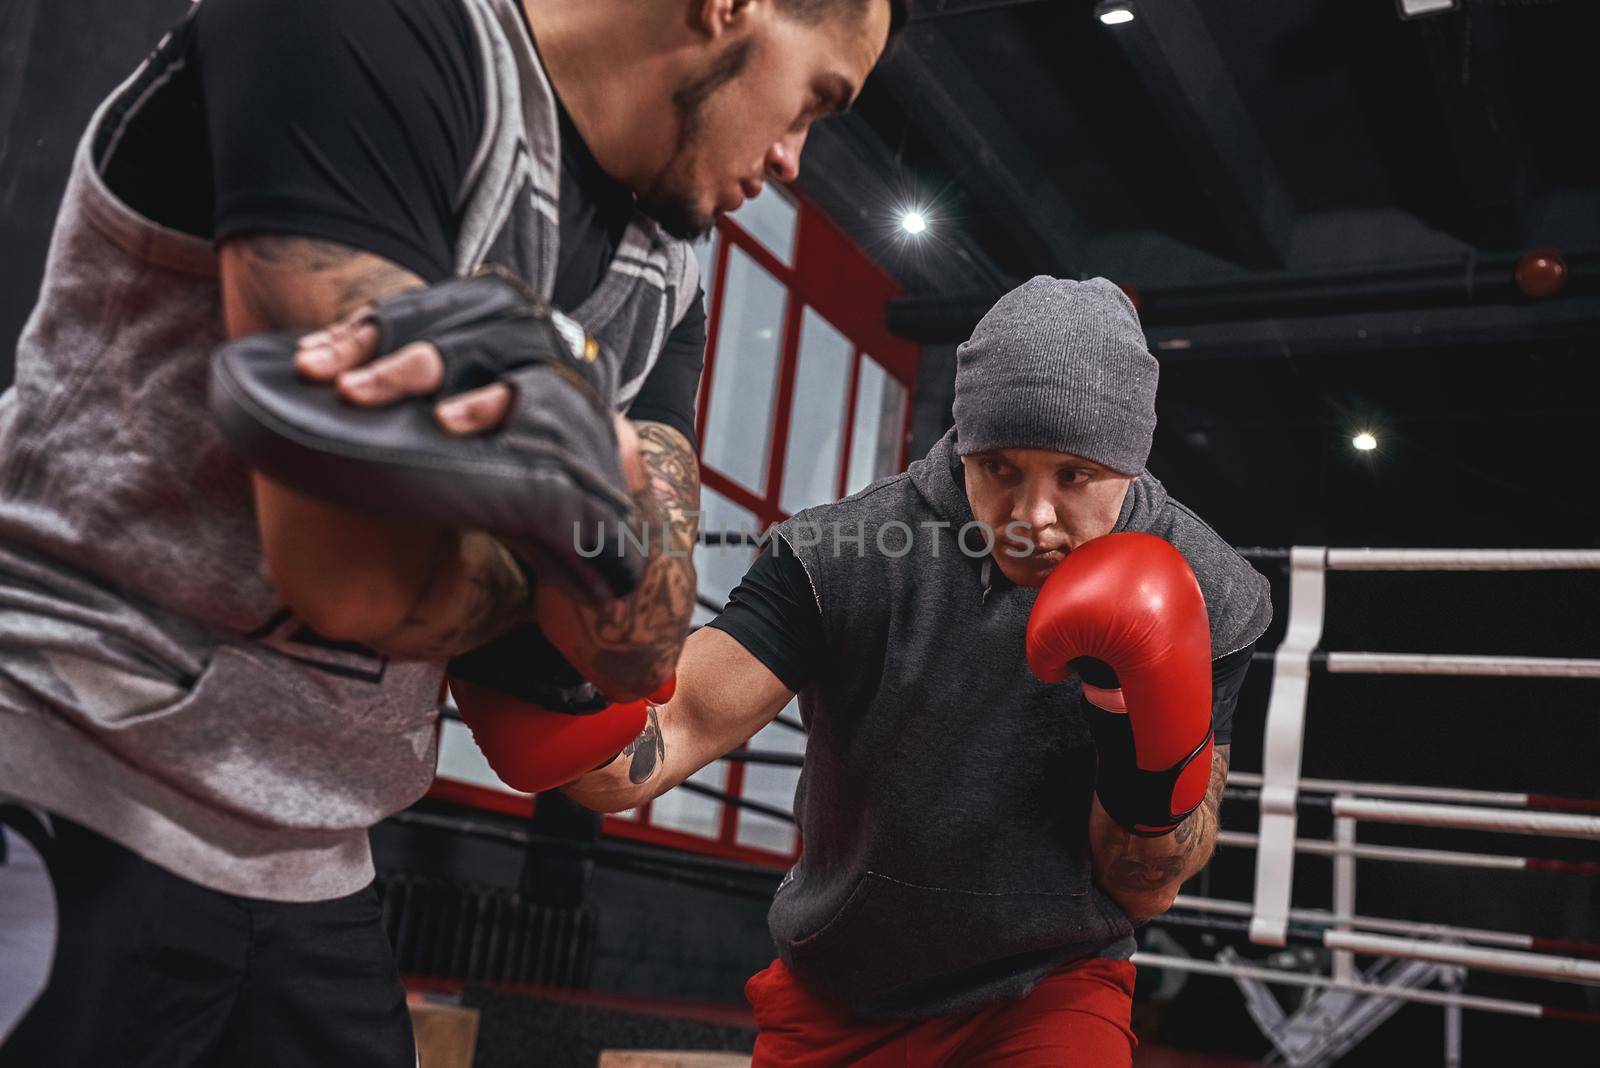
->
[694,190,920,529]
[428,187,920,872]
[617,187,920,868]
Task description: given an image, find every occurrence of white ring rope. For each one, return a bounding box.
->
[1249,546,1327,947]
[1227,771,1599,814]
[1324,548,1600,571]
[1130,953,1590,1021]
[1220,830,1532,872]
[1321,931,1600,986]
[1174,894,1600,957]
[1325,652,1600,678]
[1329,797,1600,839]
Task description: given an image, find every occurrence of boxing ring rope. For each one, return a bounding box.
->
[1150,904,1600,985]
[1227,770,1600,815]
[1325,652,1600,678]
[1328,797,1600,838]
[1321,548,1600,571]
[1170,894,1600,960]
[1224,784,1600,831]
[1128,953,1600,1025]
[1216,829,1600,875]
[1322,931,1600,985]
[1247,545,1600,949]
[1222,786,1600,840]
[1238,547,1600,570]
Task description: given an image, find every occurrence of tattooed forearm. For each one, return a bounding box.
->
[621,704,667,785]
[561,700,669,813]
[370,530,535,660]
[567,422,700,695]
[226,235,422,329]
[1091,745,1231,917]
[638,422,701,555]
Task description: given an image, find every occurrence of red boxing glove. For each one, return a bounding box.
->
[449,677,674,794]
[1026,533,1213,836]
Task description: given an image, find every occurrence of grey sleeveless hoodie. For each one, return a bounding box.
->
[767,428,1271,1017]
[0,0,697,901]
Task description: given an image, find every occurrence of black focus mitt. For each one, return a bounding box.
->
[209,268,646,602]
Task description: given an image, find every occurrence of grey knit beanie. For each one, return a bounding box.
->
[952,276,1158,475]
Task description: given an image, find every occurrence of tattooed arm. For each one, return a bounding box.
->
[219,236,536,656]
[562,626,793,813]
[532,420,700,700]
[1088,744,1231,921]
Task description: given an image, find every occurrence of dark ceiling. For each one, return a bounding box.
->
[2,0,1596,552]
[801,0,1600,551]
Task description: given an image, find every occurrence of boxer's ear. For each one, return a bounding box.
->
[694,0,732,38]
[694,0,747,40]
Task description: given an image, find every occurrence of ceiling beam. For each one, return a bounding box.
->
[873,21,1088,278]
[890,294,1600,357]
[888,251,1599,345]
[1102,0,1294,268]
[1416,6,1539,249]
[910,0,1052,19]
[1146,298,1600,361]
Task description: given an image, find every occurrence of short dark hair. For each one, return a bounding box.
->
[775,0,912,48]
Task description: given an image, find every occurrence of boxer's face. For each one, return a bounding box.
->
[639,0,892,238]
[962,448,1136,589]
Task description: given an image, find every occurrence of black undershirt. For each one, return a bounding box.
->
[100,0,703,445]
[709,548,1255,746]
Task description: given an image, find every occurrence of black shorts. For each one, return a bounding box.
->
[0,811,414,1068]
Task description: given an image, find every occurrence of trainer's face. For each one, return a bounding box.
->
[640,0,892,238]
[962,448,1136,589]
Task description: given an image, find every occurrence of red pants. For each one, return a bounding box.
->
[745,956,1137,1067]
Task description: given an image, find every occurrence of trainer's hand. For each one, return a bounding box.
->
[613,414,648,494]
[290,308,645,488]
[293,307,514,436]
[213,270,649,603]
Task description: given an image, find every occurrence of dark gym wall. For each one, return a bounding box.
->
[0,0,190,387]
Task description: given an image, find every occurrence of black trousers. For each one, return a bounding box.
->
[0,813,414,1068]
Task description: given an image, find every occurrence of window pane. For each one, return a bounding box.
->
[749,696,806,756]
[729,186,798,266]
[735,801,798,855]
[778,309,852,513]
[878,375,908,476]
[702,248,786,495]
[436,718,527,795]
[735,697,803,854]
[651,760,727,839]
[692,230,718,434]
[845,358,908,495]
[693,486,758,618]
[692,230,719,302]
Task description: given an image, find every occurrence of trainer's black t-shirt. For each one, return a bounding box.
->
[101,0,704,444]
[710,547,1255,745]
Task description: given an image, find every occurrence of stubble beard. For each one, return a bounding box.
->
[636,38,755,241]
